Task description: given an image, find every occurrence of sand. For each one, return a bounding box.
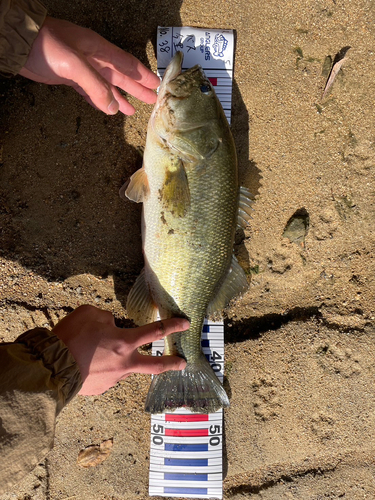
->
[0,0,374,498]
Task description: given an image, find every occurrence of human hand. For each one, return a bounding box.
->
[19,16,160,115]
[53,305,189,395]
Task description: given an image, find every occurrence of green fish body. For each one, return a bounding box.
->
[125,52,251,413]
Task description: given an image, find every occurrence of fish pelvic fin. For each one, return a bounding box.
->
[126,268,158,326]
[145,354,229,414]
[124,166,150,203]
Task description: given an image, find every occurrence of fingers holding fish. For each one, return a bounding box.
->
[127,351,187,375]
[103,69,159,105]
[127,317,190,349]
[98,45,161,91]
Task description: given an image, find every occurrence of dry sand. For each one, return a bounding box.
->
[1,0,375,498]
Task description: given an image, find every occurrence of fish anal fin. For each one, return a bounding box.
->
[207,255,248,316]
[124,167,150,203]
[126,268,158,326]
[161,157,190,217]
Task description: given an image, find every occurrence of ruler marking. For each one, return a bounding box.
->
[165,414,209,422]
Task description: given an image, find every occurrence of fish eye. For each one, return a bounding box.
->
[200,84,211,94]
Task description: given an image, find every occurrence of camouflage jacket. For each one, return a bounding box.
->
[0,0,46,76]
[0,2,82,493]
[0,328,82,493]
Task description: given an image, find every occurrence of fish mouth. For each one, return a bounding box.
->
[159,52,184,92]
[151,52,183,120]
[159,52,205,98]
[150,53,183,135]
[151,52,209,142]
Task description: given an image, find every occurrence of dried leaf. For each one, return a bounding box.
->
[321,46,351,100]
[77,438,113,468]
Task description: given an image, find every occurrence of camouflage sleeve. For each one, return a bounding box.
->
[0,328,82,494]
[0,0,47,77]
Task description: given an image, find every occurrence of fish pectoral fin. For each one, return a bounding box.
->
[237,186,254,229]
[161,157,190,217]
[207,255,248,315]
[126,268,158,326]
[124,166,150,203]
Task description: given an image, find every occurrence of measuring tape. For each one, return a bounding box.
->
[149,321,225,499]
[148,27,235,499]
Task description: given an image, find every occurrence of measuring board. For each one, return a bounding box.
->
[149,320,225,499]
[148,27,235,500]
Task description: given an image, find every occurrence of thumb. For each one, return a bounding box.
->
[71,55,119,115]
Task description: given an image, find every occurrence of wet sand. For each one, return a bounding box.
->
[1,0,375,498]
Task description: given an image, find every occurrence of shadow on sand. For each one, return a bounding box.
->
[0,0,182,304]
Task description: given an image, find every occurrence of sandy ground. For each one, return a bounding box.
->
[1,0,375,498]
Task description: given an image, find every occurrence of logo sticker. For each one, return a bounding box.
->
[212,34,228,57]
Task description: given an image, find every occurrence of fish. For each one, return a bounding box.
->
[125,51,252,414]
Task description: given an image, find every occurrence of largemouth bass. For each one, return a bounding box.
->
[125,52,252,413]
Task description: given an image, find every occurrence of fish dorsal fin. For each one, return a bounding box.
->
[207,255,248,316]
[237,186,253,229]
[124,167,150,203]
[161,156,190,217]
[126,268,158,326]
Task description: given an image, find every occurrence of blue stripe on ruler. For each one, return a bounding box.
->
[201,339,210,347]
[165,487,208,495]
[164,473,208,481]
[165,443,208,452]
[165,458,208,466]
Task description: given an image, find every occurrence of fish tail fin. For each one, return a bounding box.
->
[145,354,229,414]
